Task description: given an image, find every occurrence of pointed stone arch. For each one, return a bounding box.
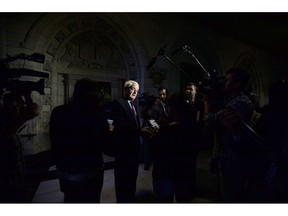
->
[234,52,265,106]
[21,13,146,106]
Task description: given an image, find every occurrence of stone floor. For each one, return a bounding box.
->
[31,149,220,203]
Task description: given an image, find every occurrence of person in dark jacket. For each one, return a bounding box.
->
[110,80,152,203]
[50,78,110,203]
[0,93,39,202]
[152,92,198,202]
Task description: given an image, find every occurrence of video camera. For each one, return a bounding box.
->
[0,53,49,106]
[194,69,225,113]
[197,69,222,91]
[196,69,223,98]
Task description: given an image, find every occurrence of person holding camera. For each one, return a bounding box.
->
[0,92,39,202]
[204,67,254,202]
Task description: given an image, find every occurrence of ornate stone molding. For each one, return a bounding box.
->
[234,52,264,106]
[21,14,138,80]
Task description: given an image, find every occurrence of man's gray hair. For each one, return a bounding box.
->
[124,80,139,89]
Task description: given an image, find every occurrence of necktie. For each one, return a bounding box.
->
[129,101,139,127]
[129,101,137,117]
[161,102,167,116]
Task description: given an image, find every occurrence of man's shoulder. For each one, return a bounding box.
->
[230,94,253,106]
[53,104,67,111]
[51,104,70,116]
[112,97,127,106]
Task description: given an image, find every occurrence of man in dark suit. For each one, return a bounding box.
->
[184,82,205,196]
[110,80,151,203]
[150,87,169,125]
[143,87,169,170]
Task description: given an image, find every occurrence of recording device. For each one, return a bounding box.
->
[172,45,224,92]
[197,69,224,93]
[0,53,49,106]
[2,79,45,94]
[1,53,45,64]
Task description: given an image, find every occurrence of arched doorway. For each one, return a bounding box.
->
[21,13,146,107]
[234,52,265,107]
[20,13,147,152]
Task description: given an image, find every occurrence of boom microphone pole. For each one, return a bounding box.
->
[162,54,189,78]
[146,44,191,79]
[146,44,168,71]
[169,44,214,80]
[182,45,210,78]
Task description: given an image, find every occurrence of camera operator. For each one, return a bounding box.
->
[204,67,254,202]
[0,92,39,202]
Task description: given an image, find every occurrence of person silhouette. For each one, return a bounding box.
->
[50,78,110,203]
[0,92,39,202]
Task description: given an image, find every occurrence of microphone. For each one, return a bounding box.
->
[146,44,168,71]
[171,46,184,56]
[146,56,157,71]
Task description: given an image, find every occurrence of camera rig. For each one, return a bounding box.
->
[147,44,224,91]
[0,53,49,105]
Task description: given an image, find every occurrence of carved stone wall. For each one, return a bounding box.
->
[234,52,267,107]
[17,14,146,154]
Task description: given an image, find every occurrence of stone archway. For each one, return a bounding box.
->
[234,52,265,107]
[20,13,147,153]
[21,13,146,107]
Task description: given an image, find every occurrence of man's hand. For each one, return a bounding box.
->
[218,108,240,132]
[141,126,157,139]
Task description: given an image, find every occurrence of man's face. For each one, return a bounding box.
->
[185,84,197,99]
[158,89,167,102]
[224,73,239,94]
[125,84,139,101]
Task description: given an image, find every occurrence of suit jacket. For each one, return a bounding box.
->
[50,102,109,176]
[110,97,141,163]
[150,101,167,120]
